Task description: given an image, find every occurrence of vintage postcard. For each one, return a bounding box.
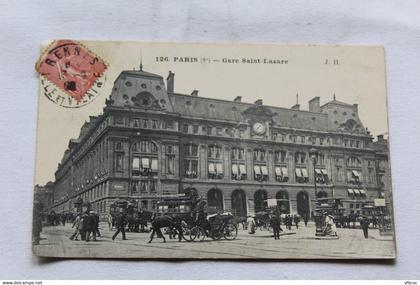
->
[32,40,396,259]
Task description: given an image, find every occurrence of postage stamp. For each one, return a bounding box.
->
[35,40,107,108]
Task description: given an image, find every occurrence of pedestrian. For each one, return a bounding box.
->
[270,213,281,240]
[70,214,82,240]
[107,214,113,230]
[246,215,256,234]
[112,211,128,241]
[32,200,43,245]
[61,213,66,226]
[360,216,370,239]
[84,211,97,242]
[372,216,378,228]
[294,215,300,229]
[324,214,338,236]
[304,215,308,227]
[93,212,101,237]
[286,215,293,230]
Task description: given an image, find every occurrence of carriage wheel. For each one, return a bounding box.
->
[223,223,238,240]
[181,224,192,242]
[190,226,205,242]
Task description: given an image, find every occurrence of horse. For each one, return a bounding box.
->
[148,215,184,243]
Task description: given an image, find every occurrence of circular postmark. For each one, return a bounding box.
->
[36,40,108,108]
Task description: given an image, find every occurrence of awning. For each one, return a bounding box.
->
[321,169,328,176]
[232,164,239,175]
[216,163,223,174]
[239,164,246,175]
[132,157,140,170]
[151,158,158,171]
[208,163,216,174]
[261,166,268,175]
[282,167,288,177]
[141,158,150,168]
[354,189,361,195]
[275,167,282,176]
[315,169,322,175]
[359,189,366,195]
[301,168,309,178]
[295,168,302,177]
[254,165,261,174]
[352,170,360,177]
[347,189,354,194]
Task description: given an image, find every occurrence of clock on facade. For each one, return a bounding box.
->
[252,122,266,135]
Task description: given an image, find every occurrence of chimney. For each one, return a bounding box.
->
[353,104,358,112]
[254,99,263,106]
[191,90,199,97]
[234,96,242,102]
[308,97,320,112]
[377,134,384,142]
[167,71,174,93]
[291,104,300,110]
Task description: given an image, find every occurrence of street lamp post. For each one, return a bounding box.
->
[309,147,325,236]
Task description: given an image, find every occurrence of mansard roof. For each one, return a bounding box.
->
[169,93,357,133]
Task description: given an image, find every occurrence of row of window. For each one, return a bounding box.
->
[113,117,365,149]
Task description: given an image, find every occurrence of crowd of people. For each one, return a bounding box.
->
[33,207,384,245]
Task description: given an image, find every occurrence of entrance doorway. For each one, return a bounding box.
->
[231,189,247,217]
[276,190,290,214]
[207,188,224,212]
[296,191,310,217]
[254,189,268,213]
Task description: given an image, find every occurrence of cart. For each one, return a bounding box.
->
[189,212,238,241]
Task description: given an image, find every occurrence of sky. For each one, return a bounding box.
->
[35,41,388,185]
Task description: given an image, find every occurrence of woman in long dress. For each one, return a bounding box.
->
[325,214,338,236]
[247,216,256,234]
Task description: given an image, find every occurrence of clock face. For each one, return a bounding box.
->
[252,122,266,135]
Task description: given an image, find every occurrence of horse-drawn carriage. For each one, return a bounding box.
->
[189,212,238,241]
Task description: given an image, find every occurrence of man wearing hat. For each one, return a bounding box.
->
[84,210,97,242]
[360,216,370,239]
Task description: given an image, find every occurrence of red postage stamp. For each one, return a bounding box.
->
[36,40,107,107]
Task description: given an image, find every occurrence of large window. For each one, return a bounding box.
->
[347,170,362,185]
[253,149,268,181]
[184,143,198,178]
[184,143,198,156]
[208,145,223,179]
[115,152,124,172]
[231,147,246,180]
[274,150,288,182]
[275,150,287,163]
[295,168,309,183]
[184,160,198,178]
[294,152,306,164]
[315,168,328,184]
[131,141,158,176]
[166,145,175,175]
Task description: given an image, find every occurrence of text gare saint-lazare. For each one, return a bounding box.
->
[155,56,288,64]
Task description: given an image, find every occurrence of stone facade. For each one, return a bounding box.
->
[45,67,391,219]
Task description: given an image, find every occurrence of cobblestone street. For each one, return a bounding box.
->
[33,222,395,259]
